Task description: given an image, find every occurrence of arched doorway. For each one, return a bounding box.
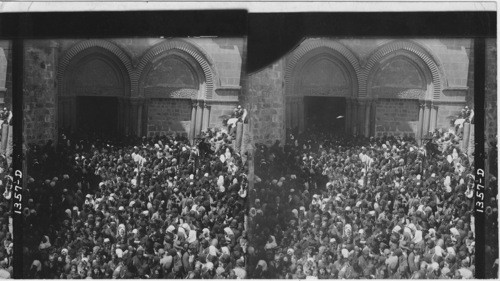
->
[59,48,130,138]
[138,44,212,141]
[286,51,357,136]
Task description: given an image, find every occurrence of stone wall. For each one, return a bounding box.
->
[23,41,58,143]
[375,99,419,137]
[0,41,13,108]
[485,38,497,147]
[248,60,285,146]
[418,39,471,89]
[192,38,244,87]
[147,98,191,137]
[436,103,463,129]
[209,103,236,129]
[23,38,244,142]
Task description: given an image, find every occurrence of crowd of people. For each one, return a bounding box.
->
[248,128,495,279]
[0,152,12,279]
[23,128,249,279]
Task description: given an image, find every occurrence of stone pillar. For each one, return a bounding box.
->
[235,122,244,153]
[298,97,304,133]
[417,101,425,144]
[69,97,77,132]
[462,122,471,152]
[0,124,8,154]
[370,101,376,137]
[117,98,123,134]
[345,98,352,134]
[142,99,149,137]
[190,101,197,142]
[352,100,358,135]
[130,99,139,137]
[137,99,144,136]
[202,101,210,131]
[293,98,299,131]
[124,99,130,136]
[285,97,292,129]
[364,99,372,137]
[429,102,438,132]
[6,125,12,164]
[357,100,365,136]
[421,101,431,138]
[195,102,203,137]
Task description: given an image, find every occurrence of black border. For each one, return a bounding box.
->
[0,9,497,279]
[11,39,23,280]
[247,12,496,72]
[0,11,247,39]
[474,37,486,279]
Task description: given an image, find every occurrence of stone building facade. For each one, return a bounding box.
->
[0,41,12,108]
[485,38,497,149]
[249,38,475,146]
[23,38,245,143]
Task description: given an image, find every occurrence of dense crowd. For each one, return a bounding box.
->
[0,153,12,279]
[23,128,248,279]
[248,129,493,279]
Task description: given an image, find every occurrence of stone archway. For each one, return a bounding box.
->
[58,42,132,136]
[137,40,216,140]
[365,41,445,140]
[284,39,360,135]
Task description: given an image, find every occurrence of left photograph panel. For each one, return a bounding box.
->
[22,38,250,279]
[0,40,13,279]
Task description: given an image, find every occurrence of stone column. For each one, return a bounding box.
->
[417,101,425,144]
[202,101,210,131]
[293,98,299,131]
[345,98,352,134]
[195,102,203,137]
[142,99,149,137]
[137,99,144,136]
[429,102,438,132]
[462,122,471,152]
[190,101,198,142]
[130,99,139,137]
[285,97,292,129]
[69,97,77,132]
[421,101,431,138]
[357,100,365,136]
[235,122,244,153]
[116,98,123,134]
[351,100,358,135]
[124,99,130,136]
[370,101,376,137]
[0,124,7,154]
[298,97,304,133]
[364,99,372,137]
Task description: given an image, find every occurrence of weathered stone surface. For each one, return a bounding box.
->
[485,38,496,148]
[374,99,419,137]
[23,38,244,142]
[2,41,12,107]
[436,104,463,129]
[147,98,191,137]
[208,103,235,128]
[249,39,474,143]
[248,61,285,146]
[23,41,58,144]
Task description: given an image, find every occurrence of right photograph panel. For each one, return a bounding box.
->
[247,38,486,279]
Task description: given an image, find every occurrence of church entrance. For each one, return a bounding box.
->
[76,96,119,138]
[304,96,346,134]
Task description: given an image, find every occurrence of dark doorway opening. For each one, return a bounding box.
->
[304,97,346,134]
[76,96,119,138]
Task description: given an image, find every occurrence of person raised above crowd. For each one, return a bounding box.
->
[23,128,248,279]
[248,128,487,279]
